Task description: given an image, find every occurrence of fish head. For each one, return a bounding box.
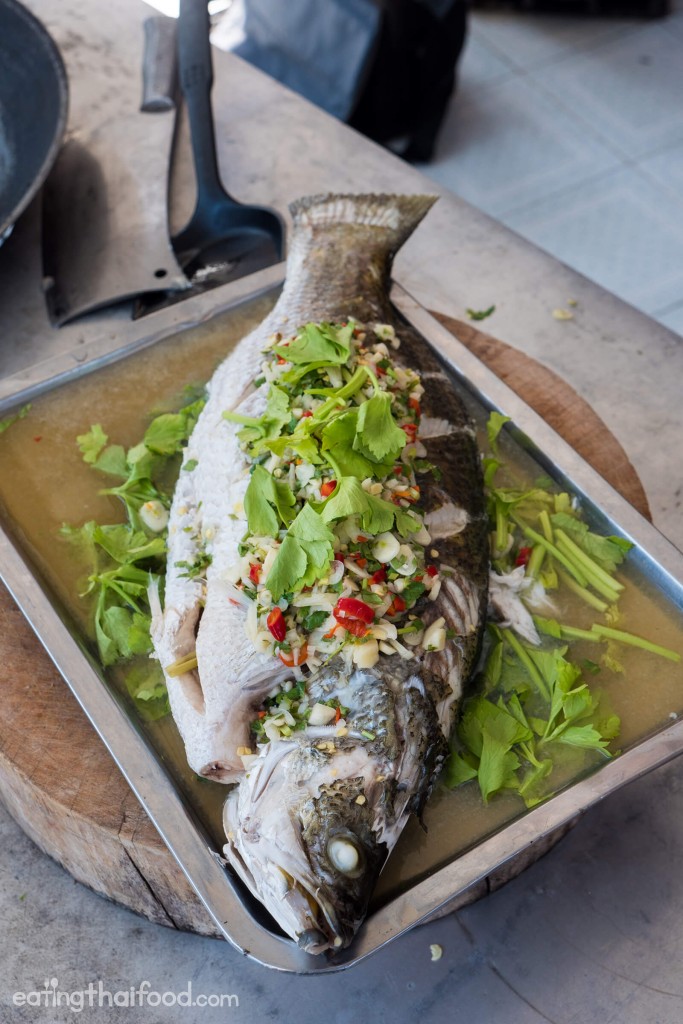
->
[223,734,389,954]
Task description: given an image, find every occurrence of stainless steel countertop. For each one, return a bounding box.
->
[1,0,682,1018]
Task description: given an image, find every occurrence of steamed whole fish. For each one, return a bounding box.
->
[151,193,489,954]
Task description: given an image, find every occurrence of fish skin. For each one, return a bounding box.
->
[151,193,489,953]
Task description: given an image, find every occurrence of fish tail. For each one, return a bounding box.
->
[277,193,438,325]
[289,193,437,253]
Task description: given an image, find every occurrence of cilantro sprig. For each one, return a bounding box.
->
[223,320,407,479]
[65,392,206,718]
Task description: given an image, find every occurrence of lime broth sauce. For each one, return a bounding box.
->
[0,291,681,910]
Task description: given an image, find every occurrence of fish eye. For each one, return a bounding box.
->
[327,835,364,877]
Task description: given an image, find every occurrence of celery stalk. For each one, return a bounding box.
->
[559,624,601,643]
[557,569,609,613]
[495,502,508,555]
[501,628,550,701]
[515,521,588,587]
[554,528,623,598]
[166,652,199,677]
[591,625,681,663]
[555,536,621,604]
[538,509,554,543]
[526,543,545,579]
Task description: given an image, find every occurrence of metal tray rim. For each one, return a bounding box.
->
[1,275,682,972]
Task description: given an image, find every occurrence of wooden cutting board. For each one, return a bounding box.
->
[0,316,650,937]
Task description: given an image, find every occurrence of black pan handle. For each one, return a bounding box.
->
[177,0,227,209]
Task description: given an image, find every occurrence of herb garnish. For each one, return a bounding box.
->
[444,411,679,809]
[64,392,206,719]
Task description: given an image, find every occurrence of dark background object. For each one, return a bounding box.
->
[213,0,468,164]
[212,0,382,121]
[470,0,669,17]
[0,0,68,240]
[348,0,468,163]
[172,0,284,287]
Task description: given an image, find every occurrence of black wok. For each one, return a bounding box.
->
[0,0,68,240]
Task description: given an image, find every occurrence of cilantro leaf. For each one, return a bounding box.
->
[143,404,202,456]
[321,410,394,478]
[265,425,322,464]
[89,523,166,565]
[320,476,420,538]
[223,385,290,452]
[274,322,353,365]
[302,609,329,632]
[244,464,296,537]
[266,504,335,600]
[124,662,170,721]
[93,444,128,478]
[77,424,109,464]
[354,392,406,463]
[401,580,426,606]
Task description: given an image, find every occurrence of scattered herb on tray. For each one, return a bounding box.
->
[62,391,206,720]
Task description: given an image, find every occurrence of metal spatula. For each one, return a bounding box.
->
[172,0,284,285]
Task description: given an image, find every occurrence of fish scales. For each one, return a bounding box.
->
[150,193,489,955]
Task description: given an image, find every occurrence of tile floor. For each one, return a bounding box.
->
[419,1,683,336]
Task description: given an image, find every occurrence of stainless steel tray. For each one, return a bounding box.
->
[1,269,682,973]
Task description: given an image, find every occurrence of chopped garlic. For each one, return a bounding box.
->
[372,532,400,564]
[139,500,169,532]
[352,638,380,669]
[430,944,443,962]
[423,617,446,652]
[394,544,418,576]
[309,703,337,726]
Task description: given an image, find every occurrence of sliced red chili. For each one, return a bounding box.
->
[386,594,407,617]
[370,567,387,585]
[333,597,375,625]
[249,562,261,585]
[401,423,417,438]
[408,396,421,416]
[426,565,438,578]
[266,607,287,641]
[344,619,369,638]
[515,546,532,568]
[320,479,337,497]
[300,410,313,418]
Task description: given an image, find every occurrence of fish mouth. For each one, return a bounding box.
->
[224,834,345,954]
